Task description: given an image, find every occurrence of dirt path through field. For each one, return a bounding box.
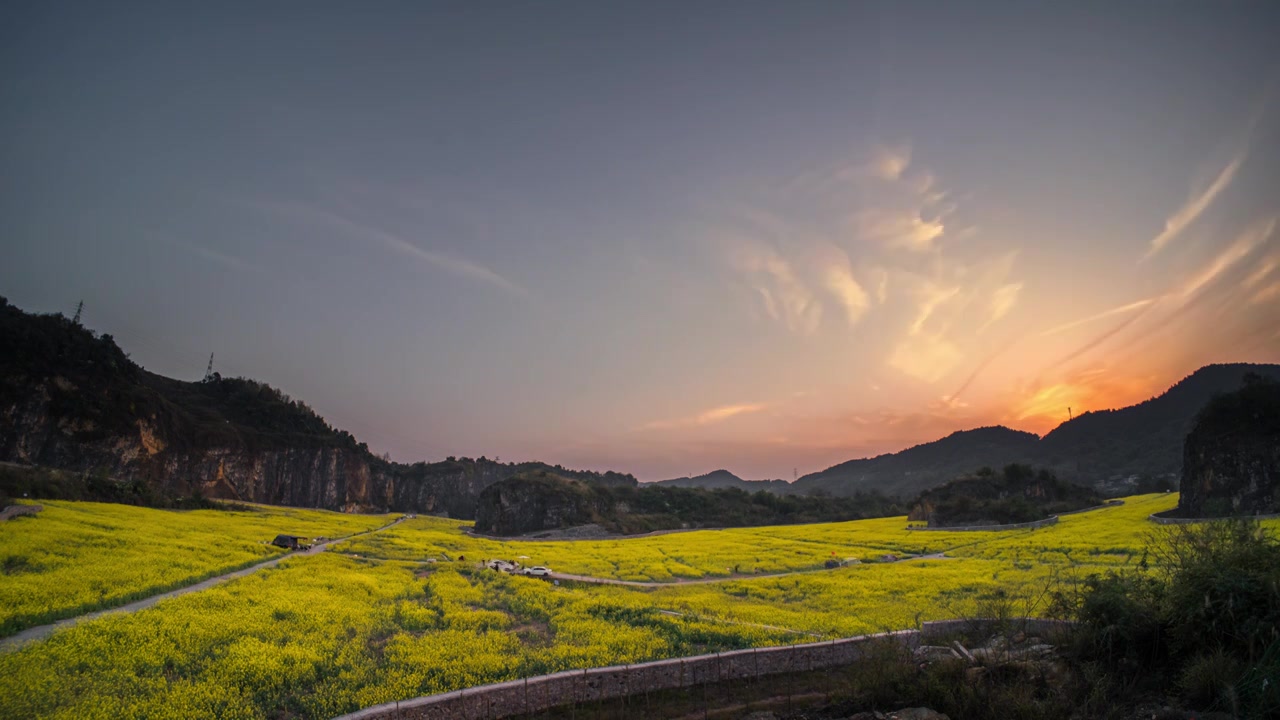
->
[0,516,404,653]
[540,551,953,588]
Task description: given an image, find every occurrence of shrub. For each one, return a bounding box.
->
[1179,649,1243,711]
[1069,519,1280,714]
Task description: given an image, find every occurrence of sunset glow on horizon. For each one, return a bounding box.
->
[2,3,1278,481]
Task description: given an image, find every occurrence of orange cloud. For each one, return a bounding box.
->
[1009,369,1159,434]
[639,402,768,431]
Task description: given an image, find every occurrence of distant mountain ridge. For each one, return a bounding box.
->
[793,363,1280,498]
[2,296,1275,510]
[651,469,791,492]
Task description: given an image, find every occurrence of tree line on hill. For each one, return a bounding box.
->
[1,295,1276,520]
[473,469,903,535]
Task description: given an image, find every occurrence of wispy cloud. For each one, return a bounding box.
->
[1242,254,1278,290]
[815,244,870,326]
[855,208,945,253]
[1142,153,1244,260]
[889,251,1021,384]
[1039,298,1156,337]
[727,237,823,334]
[1050,216,1275,369]
[640,402,768,431]
[272,203,527,297]
[864,142,912,182]
[871,266,889,304]
[1252,282,1280,306]
[907,281,961,335]
[175,240,265,275]
[980,282,1023,332]
[889,332,963,383]
[1175,217,1274,299]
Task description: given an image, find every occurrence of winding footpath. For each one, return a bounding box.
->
[0,516,404,653]
[538,552,953,588]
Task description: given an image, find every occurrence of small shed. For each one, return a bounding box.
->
[272,534,306,550]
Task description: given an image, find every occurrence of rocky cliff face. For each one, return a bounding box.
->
[473,473,598,535]
[0,298,635,517]
[0,379,516,515]
[1176,376,1280,518]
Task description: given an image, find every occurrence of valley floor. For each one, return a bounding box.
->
[0,493,1216,720]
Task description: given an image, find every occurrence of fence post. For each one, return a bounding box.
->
[787,644,793,713]
[621,664,629,718]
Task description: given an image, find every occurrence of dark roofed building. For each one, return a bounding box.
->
[271,534,306,550]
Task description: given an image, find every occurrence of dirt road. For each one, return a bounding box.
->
[540,551,952,588]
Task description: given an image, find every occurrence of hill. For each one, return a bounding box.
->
[650,469,791,492]
[794,426,1041,499]
[796,363,1280,498]
[0,297,633,517]
[473,469,901,536]
[4,296,1276,512]
[1173,373,1280,518]
[907,463,1103,527]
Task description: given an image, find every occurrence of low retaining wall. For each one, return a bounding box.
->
[1055,499,1124,517]
[1148,509,1280,525]
[333,618,1073,720]
[906,515,1059,532]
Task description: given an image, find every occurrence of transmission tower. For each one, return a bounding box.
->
[72,300,84,325]
[204,353,215,381]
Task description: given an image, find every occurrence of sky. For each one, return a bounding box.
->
[2,2,1279,481]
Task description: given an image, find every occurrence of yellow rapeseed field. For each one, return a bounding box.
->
[0,554,785,720]
[8,492,1264,720]
[336,511,1002,581]
[0,500,396,635]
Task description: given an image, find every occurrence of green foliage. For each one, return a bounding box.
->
[474,471,903,535]
[1067,519,1280,716]
[912,464,1103,527]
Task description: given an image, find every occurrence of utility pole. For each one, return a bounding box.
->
[204,353,215,381]
[793,467,797,482]
[72,300,84,325]
[1068,406,1073,421]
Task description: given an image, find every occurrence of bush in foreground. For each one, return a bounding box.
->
[1064,519,1280,717]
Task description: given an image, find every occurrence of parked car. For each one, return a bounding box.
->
[523,566,552,576]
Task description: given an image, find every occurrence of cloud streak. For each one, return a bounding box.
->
[1040,298,1156,337]
[815,245,871,326]
[175,240,265,275]
[728,238,823,334]
[640,402,768,431]
[273,203,527,297]
[856,208,946,253]
[1143,153,1244,260]
[980,282,1022,332]
[1051,216,1275,369]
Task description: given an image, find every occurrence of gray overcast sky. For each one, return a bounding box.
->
[2,2,1278,480]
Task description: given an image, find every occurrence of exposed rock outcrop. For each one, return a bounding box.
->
[1176,374,1280,518]
[474,472,600,535]
[0,297,634,516]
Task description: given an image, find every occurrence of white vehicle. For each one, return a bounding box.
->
[523,566,552,576]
